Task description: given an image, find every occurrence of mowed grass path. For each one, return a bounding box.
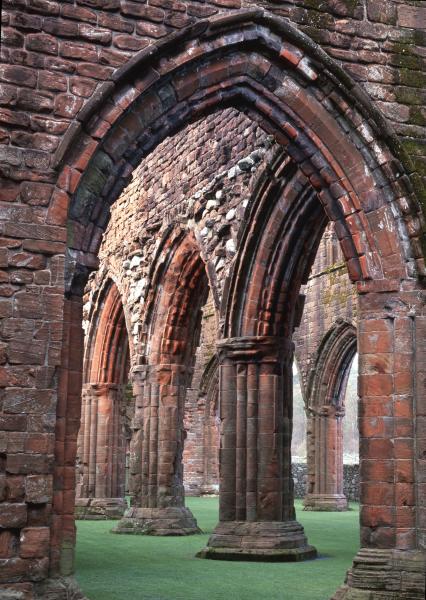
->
[76,497,359,600]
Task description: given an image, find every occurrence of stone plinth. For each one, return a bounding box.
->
[33,577,89,600]
[304,494,348,512]
[332,549,426,600]
[112,506,201,536]
[75,497,127,520]
[197,521,317,562]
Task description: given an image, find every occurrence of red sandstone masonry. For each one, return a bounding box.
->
[0,3,425,599]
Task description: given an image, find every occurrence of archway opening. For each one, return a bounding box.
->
[111,231,210,535]
[75,279,132,520]
[52,12,423,599]
[183,292,220,498]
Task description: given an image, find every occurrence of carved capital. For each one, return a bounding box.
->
[217,335,291,363]
[308,404,345,418]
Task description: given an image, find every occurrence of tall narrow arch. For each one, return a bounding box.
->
[76,279,131,519]
[306,320,357,414]
[115,229,209,535]
[183,305,221,497]
[198,354,220,496]
[83,279,131,386]
[304,320,357,511]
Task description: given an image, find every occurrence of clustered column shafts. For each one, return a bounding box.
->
[113,364,200,535]
[75,383,128,519]
[198,335,316,561]
[304,405,348,511]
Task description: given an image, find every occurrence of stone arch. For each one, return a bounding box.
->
[83,278,131,386]
[303,319,357,512]
[76,278,131,519]
[191,69,425,593]
[48,9,426,598]
[199,153,324,561]
[142,227,211,361]
[115,229,209,535]
[57,11,425,297]
[306,319,357,414]
[223,153,326,338]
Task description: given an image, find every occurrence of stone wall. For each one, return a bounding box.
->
[2,0,425,189]
[292,462,360,503]
[1,2,425,597]
[86,107,271,359]
[183,292,219,496]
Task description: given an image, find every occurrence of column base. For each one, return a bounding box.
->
[0,576,90,600]
[200,484,219,496]
[75,497,127,520]
[331,548,426,600]
[184,483,219,497]
[197,520,317,562]
[304,494,348,512]
[111,506,201,535]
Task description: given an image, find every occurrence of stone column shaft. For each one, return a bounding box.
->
[334,289,426,599]
[75,383,127,519]
[304,406,348,511]
[114,364,200,535]
[199,336,316,561]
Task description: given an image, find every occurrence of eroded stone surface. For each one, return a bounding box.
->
[198,520,317,562]
[112,506,201,536]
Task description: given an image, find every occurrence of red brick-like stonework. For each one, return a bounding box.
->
[1,2,426,598]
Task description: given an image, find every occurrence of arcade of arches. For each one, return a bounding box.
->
[0,1,426,599]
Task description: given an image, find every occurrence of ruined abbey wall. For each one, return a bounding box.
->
[0,1,425,598]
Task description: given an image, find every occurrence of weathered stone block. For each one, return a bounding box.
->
[0,503,27,528]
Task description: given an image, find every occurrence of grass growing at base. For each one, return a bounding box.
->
[76,498,359,600]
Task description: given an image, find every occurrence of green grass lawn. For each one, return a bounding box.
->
[76,497,359,600]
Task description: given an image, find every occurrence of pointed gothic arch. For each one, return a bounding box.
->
[115,229,209,535]
[304,319,357,512]
[40,9,425,598]
[76,279,131,519]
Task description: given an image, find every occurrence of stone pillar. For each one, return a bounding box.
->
[200,394,220,495]
[46,295,89,598]
[304,404,348,511]
[333,288,426,599]
[75,383,127,519]
[198,336,316,561]
[113,364,200,535]
[184,389,220,497]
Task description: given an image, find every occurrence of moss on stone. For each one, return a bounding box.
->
[299,25,326,45]
[409,107,426,127]
[302,0,360,17]
[394,86,425,106]
[411,157,426,176]
[413,29,426,47]
[392,53,424,71]
[401,138,426,157]
[299,7,334,29]
[398,68,426,89]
